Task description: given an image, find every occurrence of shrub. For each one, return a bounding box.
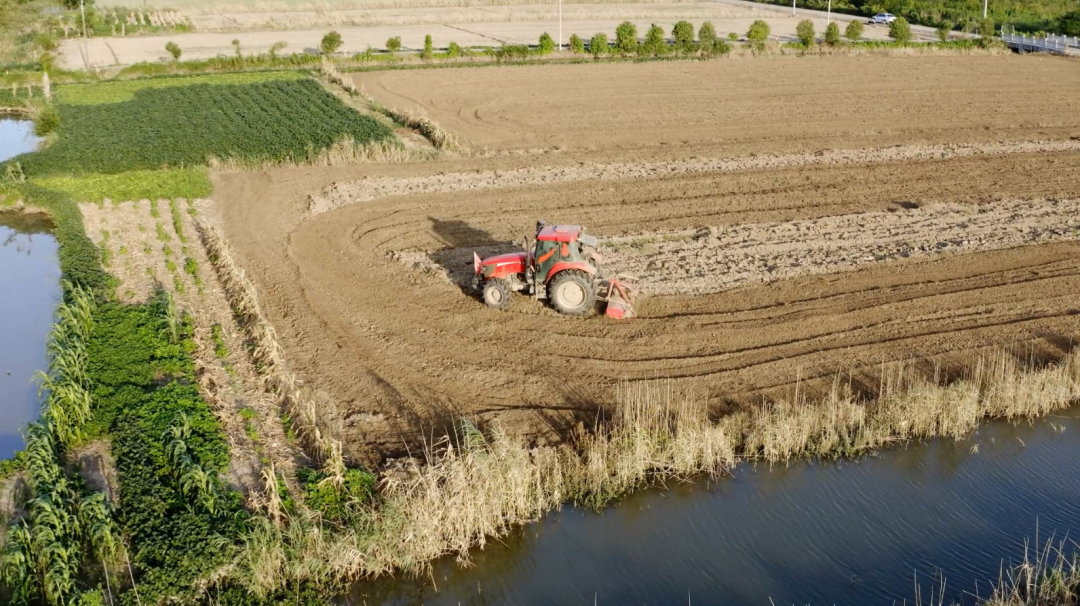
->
[641,24,668,56]
[33,104,61,136]
[615,21,638,54]
[297,467,377,523]
[978,17,995,37]
[269,41,287,59]
[727,32,738,41]
[422,34,433,60]
[569,33,585,53]
[320,30,343,55]
[824,22,841,45]
[706,38,732,56]
[672,20,695,54]
[165,41,181,61]
[844,19,864,42]
[936,20,952,42]
[747,20,770,45]
[589,32,608,58]
[699,21,717,47]
[385,36,402,52]
[538,31,556,54]
[796,19,815,47]
[1060,10,1080,36]
[889,17,912,43]
[447,41,462,57]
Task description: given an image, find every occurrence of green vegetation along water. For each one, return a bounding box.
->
[0,119,58,460]
[356,409,1080,605]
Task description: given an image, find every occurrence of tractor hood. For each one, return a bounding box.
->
[475,251,527,278]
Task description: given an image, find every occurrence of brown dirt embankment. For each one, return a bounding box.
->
[213,144,1080,464]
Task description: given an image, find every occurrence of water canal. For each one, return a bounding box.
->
[355,410,1080,605]
[0,118,60,459]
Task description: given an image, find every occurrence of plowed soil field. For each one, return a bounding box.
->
[214,55,1080,463]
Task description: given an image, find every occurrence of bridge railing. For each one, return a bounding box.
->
[1000,33,1071,53]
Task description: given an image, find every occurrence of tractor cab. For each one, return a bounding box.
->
[530,224,600,284]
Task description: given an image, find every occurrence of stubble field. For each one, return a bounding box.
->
[212,55,1080,463]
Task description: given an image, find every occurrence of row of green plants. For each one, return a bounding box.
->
[7,77,393,177]
[0,176,347,604]
[0,284,119,606]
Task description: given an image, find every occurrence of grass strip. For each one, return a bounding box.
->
[30,168,212,203]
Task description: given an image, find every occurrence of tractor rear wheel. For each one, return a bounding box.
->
[482,278,512,310]
[548,270,596,316]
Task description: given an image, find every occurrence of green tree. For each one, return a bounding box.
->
[615,21,638,54]
[1060,10,1080,36]
[569,33,585,53]
[936,20,952,42]
[589,32,608,59]
[977,17,995,37]
[320,30,343,55]
[747,19,770,46]
[386,36,402,52]
[672,20,695,54]
[824,21,841,45]
[889,17,911,43]
[447,41,462,57]
[641,23,668,56]
[699,21,717,48]
[538,31,556,54]
[796,19,815,46]
[844,19,864,42]
[165,41,181,61]
[422,34,433,60]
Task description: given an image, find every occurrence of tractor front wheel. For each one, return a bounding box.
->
[482,278,512,310]
[548,270,596,316]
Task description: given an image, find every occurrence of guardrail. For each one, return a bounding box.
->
[1000,33,1078,54]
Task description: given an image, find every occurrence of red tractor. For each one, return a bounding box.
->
[473,221,637,318]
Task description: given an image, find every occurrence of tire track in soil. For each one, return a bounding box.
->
[214,147,1080,462]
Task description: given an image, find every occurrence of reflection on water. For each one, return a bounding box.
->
[355,411,1080,606]
[0,117,41,164]
[0,213,60,459]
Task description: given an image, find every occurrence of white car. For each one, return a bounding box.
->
[869,13,897,24]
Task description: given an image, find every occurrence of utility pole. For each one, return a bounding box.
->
[80,0,88,39]
[982,0,988,19]
[559,0,563,50]
[827,0,832,23]
[792,0,796,16]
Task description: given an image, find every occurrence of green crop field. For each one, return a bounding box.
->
[17,77,393,176]
[56,71,305,106]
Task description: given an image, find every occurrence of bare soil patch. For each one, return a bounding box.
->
[213,143,1080,464]
[358,55,1080,155]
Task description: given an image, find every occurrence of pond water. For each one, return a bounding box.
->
[1,119,59,459]
[355,410,1080,605]
[0,117,40,163]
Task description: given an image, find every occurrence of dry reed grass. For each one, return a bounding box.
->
[195,218,344,465]
[207,137,421,171]
[217,347,1080,595]
[358,87,458,151]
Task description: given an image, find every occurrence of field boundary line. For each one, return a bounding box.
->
[310,139,1080,214]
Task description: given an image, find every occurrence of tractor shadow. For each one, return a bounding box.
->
[427,217,522,293]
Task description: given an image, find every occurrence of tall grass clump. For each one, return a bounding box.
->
[980,538,1080,605]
